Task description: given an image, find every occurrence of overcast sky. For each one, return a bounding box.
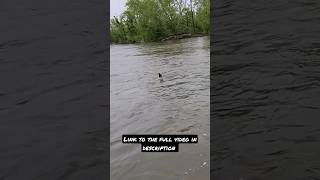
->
[110,0,127,18]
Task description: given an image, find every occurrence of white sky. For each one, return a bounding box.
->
[110,0,127,18]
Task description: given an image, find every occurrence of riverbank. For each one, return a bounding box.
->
[111,33,209,45]
[160,33,208,42]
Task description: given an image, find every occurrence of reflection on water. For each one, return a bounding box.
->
[111,37,209,180]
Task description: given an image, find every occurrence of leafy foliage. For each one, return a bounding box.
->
[110,0,210,43]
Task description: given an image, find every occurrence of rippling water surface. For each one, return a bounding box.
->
[212,0,320,179]
[111,37,209,180]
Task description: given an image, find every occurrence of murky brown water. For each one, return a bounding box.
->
[110,36,210,180]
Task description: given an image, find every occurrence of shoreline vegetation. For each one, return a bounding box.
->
[110,0,209,44]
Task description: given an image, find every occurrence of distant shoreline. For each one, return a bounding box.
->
[160,33,208,42]
[111,33,209,45]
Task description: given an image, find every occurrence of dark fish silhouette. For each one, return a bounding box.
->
[158,73,164,82]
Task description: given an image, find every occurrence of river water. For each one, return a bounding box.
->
[212,0,320,179]
[110,36,210,180]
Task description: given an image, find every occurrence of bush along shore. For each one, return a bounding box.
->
[110,0,209,44]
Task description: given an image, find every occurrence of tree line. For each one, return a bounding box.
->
[110,0,210,43]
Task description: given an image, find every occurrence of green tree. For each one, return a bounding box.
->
[110,0,209,43]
